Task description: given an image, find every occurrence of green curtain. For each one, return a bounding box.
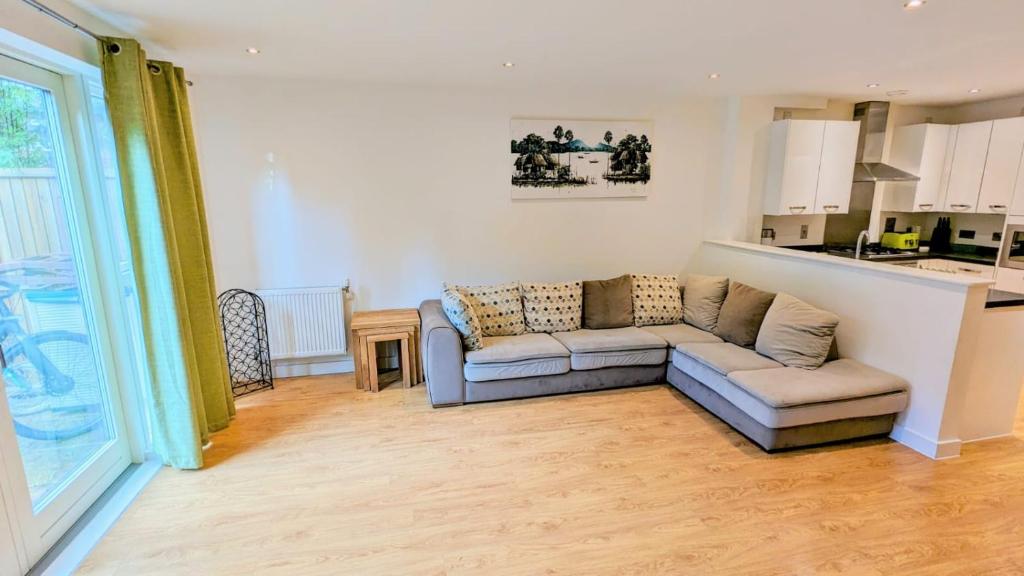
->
[99,37,233,469]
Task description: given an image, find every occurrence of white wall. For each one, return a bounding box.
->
[190,77,722,310]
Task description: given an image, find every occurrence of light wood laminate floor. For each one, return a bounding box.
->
[77,375,1024,575]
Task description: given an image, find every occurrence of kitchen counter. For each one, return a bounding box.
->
[790,244,999,266]
[987,289,1024,309]
[922,251,998,266]
[829,251,997,265]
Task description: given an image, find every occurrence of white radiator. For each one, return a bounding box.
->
[256,286,347,360]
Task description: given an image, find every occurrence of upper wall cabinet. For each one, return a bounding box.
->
[943,120,993,213]
[1013,140,1024,216]
[978,117,1024,214]
[762,119,859,216]
[814,121,861,215]
[885,123,955,213]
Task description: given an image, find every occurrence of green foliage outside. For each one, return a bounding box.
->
[0,80,53,169]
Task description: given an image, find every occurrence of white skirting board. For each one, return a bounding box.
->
[272,356,354,378]
[890,424,962,460]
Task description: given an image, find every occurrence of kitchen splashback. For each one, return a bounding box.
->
[878,211,1005,248]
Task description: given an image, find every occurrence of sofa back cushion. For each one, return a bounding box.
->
[682,274,729,332]
[582,275,633,329]
[630,274,684,327]
[755,293,840,369]
[455,283,526,337]
[713,282,776,348]
[522,281,583,333]
[441,285,484,351]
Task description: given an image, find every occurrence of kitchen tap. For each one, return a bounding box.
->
[855,230,870,260]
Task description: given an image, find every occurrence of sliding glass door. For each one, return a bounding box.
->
[0,54,131,569]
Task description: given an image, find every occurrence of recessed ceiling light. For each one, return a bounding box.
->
[866,83,880,88]
[502,61,515,68]
[708,73,720,80]
[245,47,261,55]
[904,0,926,9]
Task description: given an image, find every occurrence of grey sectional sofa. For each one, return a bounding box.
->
[419,299,909,451]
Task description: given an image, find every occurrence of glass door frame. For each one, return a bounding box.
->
[0,32,151,571]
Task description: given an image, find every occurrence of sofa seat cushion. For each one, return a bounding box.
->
[552,327,667,354]
[464,357,570,382]
[671,352,908,428]
[727,359,910,408]
[674,342,782,376]
[571,348,668,371]
[465,333,569,364]
[640,323,723,347]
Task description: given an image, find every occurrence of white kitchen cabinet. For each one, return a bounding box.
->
[814,121,860,214]
[978,117,1024,214]
[996,267,1024,293]
[943,120,993,213]
[762,119,858,216]
[884,123,954,212]
[1010,129,1024,216]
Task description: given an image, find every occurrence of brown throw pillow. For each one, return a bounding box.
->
[582,275,633,329]
[714,282,776,348]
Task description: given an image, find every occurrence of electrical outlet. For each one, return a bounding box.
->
[958,229,976,240]
[800,224,809,240]
[994,232,1003,242]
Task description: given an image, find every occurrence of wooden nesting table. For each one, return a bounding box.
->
[351,308,423,392]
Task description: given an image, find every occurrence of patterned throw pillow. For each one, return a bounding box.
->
[521,281,583,333]
[630,274,684,327]
[441,285,483,351]
[455,283,526,336]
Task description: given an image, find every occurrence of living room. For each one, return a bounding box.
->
[1,1,1023,574]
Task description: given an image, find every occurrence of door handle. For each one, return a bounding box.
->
[822,205,840,213]
[788,206,807,214]
[950,204,971,211]
[918,203,933,211]
[989,204,1008,212]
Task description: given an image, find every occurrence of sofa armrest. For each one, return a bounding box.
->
[420,299,466,406]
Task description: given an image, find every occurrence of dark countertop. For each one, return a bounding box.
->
[786,244,999,265]
[927,251,998,266]
[987,289,1024,309]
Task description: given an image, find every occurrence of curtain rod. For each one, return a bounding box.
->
[21,0,102,41]
[19,0,195,86]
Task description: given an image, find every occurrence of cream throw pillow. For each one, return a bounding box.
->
[682,275,730,332]
[755,293,840,370]
[522,281,583,333]
[630,274,684,327]
[455,282,526,337]
[441,285,483,351]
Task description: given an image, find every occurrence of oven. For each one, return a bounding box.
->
[999,224,1024,271]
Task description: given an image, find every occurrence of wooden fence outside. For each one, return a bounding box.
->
[0,168,72,264]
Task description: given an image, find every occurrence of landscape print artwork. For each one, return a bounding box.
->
[510,119,653,199]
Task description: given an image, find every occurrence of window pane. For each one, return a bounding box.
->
[0,74,115,509]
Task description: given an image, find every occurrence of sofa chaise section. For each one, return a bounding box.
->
[667,343,909,451]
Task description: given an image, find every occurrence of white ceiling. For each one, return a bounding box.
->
[68,0,1024,104]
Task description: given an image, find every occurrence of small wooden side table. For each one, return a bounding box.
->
[351,308,423,392]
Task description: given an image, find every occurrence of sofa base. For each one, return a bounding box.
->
[666,363,897,452]
[463,364,666,404]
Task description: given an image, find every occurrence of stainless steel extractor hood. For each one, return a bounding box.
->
[852,101,920,183]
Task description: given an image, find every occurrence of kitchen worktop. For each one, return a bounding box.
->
[987,289,1024,309]
[788,244,998,265]
[783,244,1017,308]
